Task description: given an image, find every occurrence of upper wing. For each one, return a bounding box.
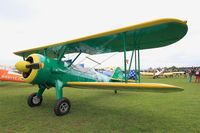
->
[67,82,183,93]
[14,18,188,58]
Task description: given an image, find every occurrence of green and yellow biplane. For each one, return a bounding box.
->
[14,18,188,116]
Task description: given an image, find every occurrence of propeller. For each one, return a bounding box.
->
[15,61,44,73]
[26,63,41,69]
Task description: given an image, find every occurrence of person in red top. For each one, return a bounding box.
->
[195,69,200,83]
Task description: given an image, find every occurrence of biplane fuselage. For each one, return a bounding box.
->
[22,53,110,87]
[14,18,188,116]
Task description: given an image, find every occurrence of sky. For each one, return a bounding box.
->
[0,0,199,69]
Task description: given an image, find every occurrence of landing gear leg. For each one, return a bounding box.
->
[27,84,46,107]
[54,80,71,116]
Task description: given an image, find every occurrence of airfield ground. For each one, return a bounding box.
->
[0,77,200,133]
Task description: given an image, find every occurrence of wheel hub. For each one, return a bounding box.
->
[32,96,40,104]
[59,102,69,113]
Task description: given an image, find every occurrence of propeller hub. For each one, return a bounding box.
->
[15,61,30,73]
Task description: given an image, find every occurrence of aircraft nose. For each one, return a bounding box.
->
[15,61,44,73]
[15,61,30,73]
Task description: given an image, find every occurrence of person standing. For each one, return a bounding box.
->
[198,69,200,83]
[188,69,193,82]
[195,69,199,83]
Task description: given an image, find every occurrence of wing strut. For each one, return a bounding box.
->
[58,46,68,61]
[86,56,101,65]
[68,51,82,67]
[122,33,141,83]
[43,49,47,56]
[22,53,26,61]
[122,33,127,82]
[137,49,141,83]
[127,50,134,79]
[134,50,137,82]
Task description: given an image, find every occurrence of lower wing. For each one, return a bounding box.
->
[67,82,183,93]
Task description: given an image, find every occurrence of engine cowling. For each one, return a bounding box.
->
[15,54,51,84]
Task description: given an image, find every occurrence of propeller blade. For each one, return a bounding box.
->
[26,63,44,69]
[26,63,40,69]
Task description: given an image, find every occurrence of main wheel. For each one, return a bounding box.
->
[27,92,43,107]
[54,97,71,116]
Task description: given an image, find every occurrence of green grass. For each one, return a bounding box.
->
[0,77,200,133]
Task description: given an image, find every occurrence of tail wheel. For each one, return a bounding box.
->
[54,97,71,116]
[27,92,43,107]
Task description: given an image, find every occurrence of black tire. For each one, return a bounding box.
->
[27,92,43,107]
[54,97,71,116]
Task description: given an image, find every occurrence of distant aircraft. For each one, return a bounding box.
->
[140,69,165,78]
[172,71,185,77]
[141,69,185,79]
[0,65,23,82]
[161,71,185,78]
[14,18,187,116]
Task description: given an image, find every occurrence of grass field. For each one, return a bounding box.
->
[0,77,200,133]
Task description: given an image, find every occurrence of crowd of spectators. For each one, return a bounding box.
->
[187,67,200,83]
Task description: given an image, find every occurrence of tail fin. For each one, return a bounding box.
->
[111,67,124,82]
